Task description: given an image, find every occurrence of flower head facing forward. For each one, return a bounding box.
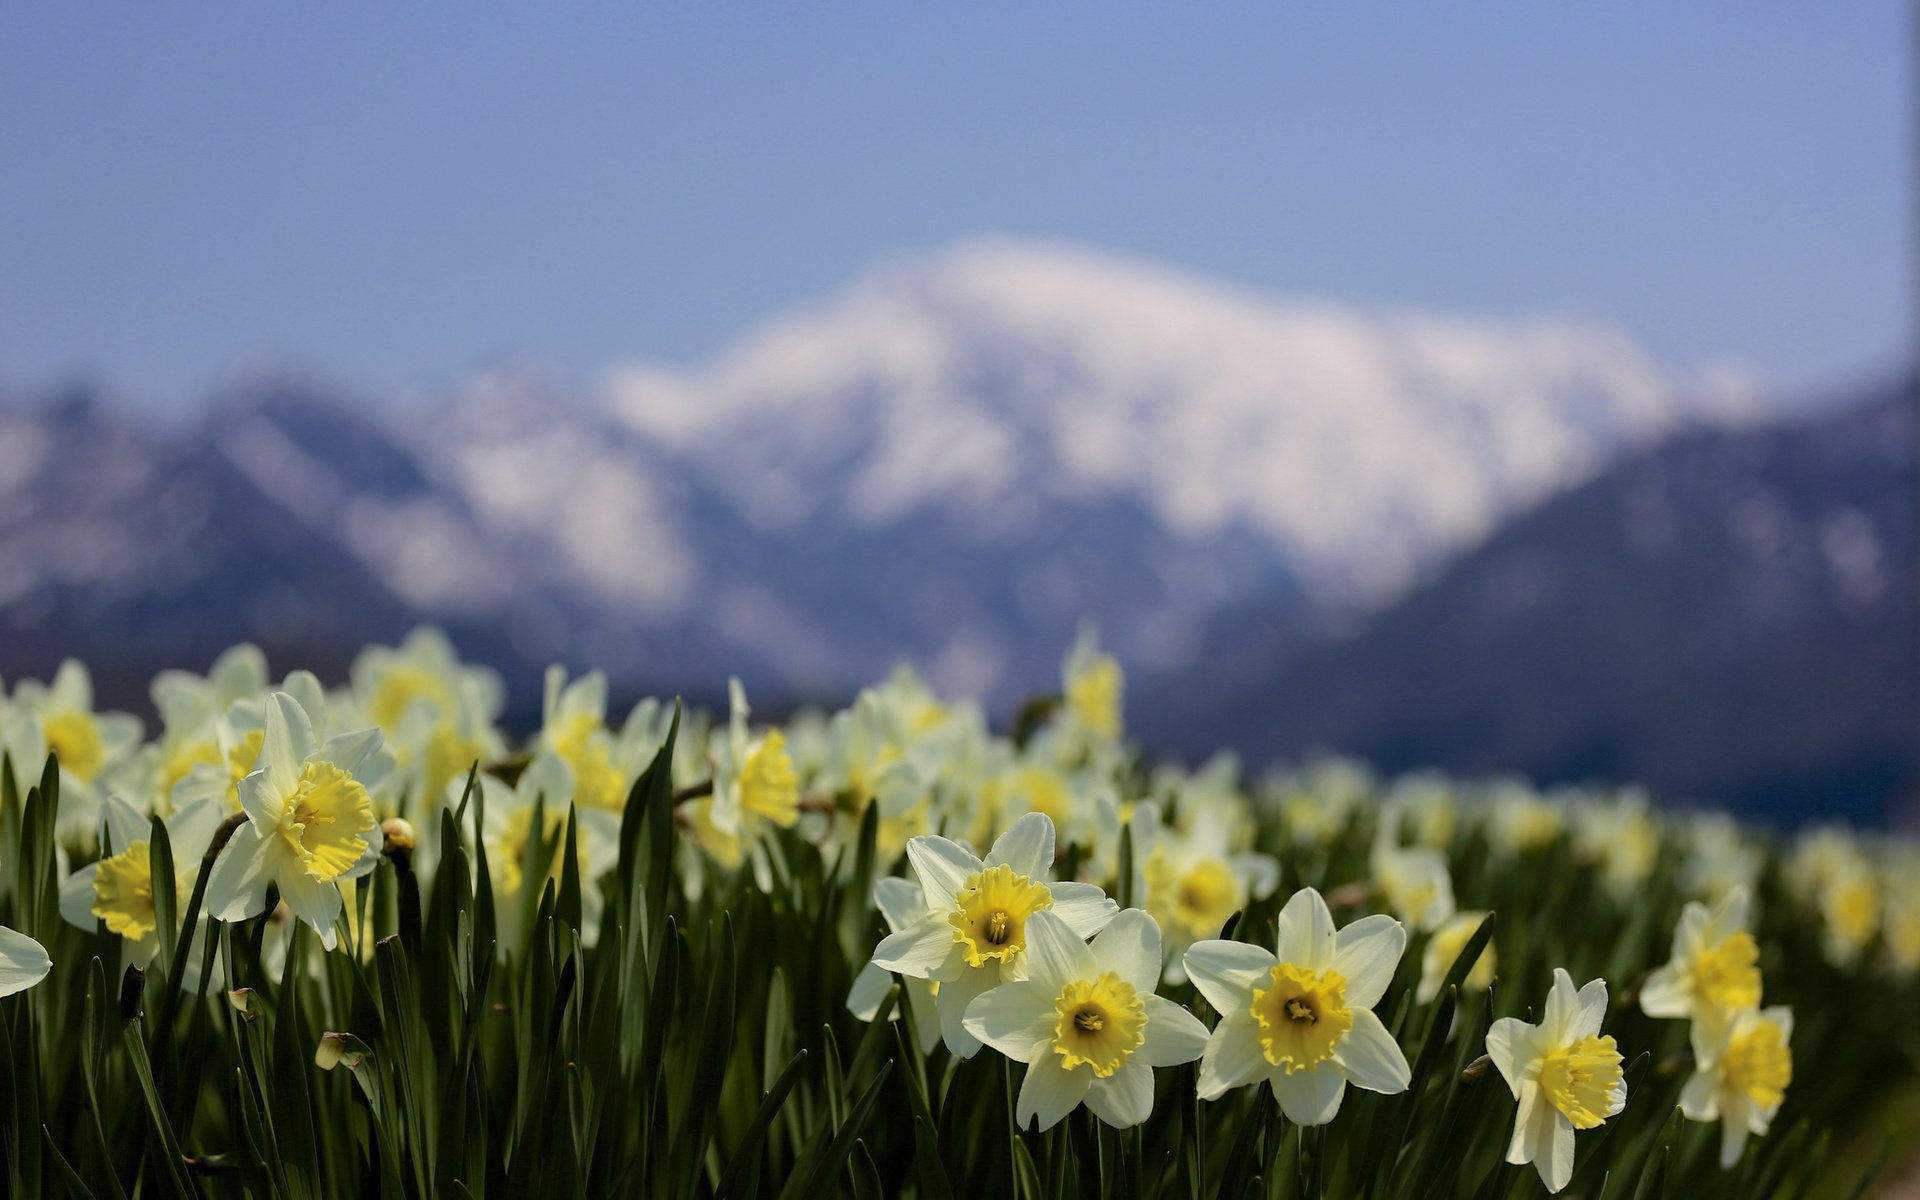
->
[205,692,387,950]
[866,813,1118,1056]
[1184,886,1411,1125]
[1487,969,1628,1193]
[964,909,1208,1130]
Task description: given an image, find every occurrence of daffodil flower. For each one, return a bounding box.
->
[846,875,943,1054]
[60,794,225,969]
[1184,886,1411,1123]
[1060,627,1124,747]
[964,909,1208,1130]
[1680,1006,1793,1168]
[1370,842,1456,933]
[1417,910,1496,1004]
[205,692,387,950]
[1130,802,1279,982]
[477,753,618,948]
[0,925,51,997]
[694,679,801,890]
[142,643,268,810]
[1640,886,1762,1054]
[867,813,1118,1056]
[1486,968,1628,1194]
[3,659,144,840]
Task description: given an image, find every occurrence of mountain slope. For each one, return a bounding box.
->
[606,238,1757,612]
[2,238,1764,718]
[1158,379,1916,823]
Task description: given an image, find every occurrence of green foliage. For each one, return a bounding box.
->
[2,725,1916,1199]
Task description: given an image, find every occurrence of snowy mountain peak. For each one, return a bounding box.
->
[605,238,1760,603]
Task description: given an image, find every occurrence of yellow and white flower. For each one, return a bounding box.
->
[866,813,1119,1056]
[477,753,618,946]
[140,644,269,812]
[1679,1005,1793,1168]
[1486,969,1627,1194]
[535,667,663,815]
[205,691,387,950]
[1184,887,1411,1123]
[351,627,505,818]
[692,679,801,890]
[1060,627,1124,748]
[1132,802,1279,981]
[0,925,51,997]
[1416,910,1496,1004]
[59,794,225,969]
[965,909,1208,1130]
[4,659,144,839]
[846,875,943,1054]
[1573,788,1660,899]
[1370,842,1456,934]
[1639,886,1763,1054]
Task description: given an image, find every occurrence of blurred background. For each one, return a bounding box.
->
[0,5,1911,826]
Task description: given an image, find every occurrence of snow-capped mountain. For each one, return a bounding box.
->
[2,238,1760,712]
[607,239,1757,607]
[1156,378,1915,824]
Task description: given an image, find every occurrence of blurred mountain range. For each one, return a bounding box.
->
[1160,379,1916,825]
[1,239,1907,820]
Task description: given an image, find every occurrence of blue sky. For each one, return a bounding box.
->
[1,4,1907,410]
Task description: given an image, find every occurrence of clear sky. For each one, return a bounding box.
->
[1,4,1908,411]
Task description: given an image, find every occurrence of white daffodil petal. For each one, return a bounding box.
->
[963,981,1057,1060]
[1274,887,1337,971]
[986,812,1055,879]
[1540,968,1581,1042]
[1271,1065,1345,1126]
[1048,882,1120,938]
[205,826,279,922]
[1506,1081,1541,1163]
[1332,1007,1411,1094]
[264,692,315,797]
[1017,1053,1092,1132]
[871,915,965,981]
[1569,977,1609,1040]
[1719,1119,1750,1169]
[1331,913,1405,1009]
[1085,1060,1155,1128]
[1637,964,1687,1018]
[1184,939,1275,1016]
[1024,910,1098,996]
[906,980,943,1054]
[936,962,998,1057]
[101,794,148,859]
[847,962,895,1022]
[59,865,100,931]
[1197,1008,1267,1100]
[873,876,926,933]
[321,728,384,778]
[0,926,52,997]
[276,869,343,950]
[1485,1017,1531,1094]
[1537,1104,1575,1193]
[906,835,984,912]
[1137,995,1209,1067]
[1089,909,1161,993]
[1678,1069,1718,1121]
[237,770,281,830]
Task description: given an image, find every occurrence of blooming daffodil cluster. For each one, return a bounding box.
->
[866,813,1119,1056]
